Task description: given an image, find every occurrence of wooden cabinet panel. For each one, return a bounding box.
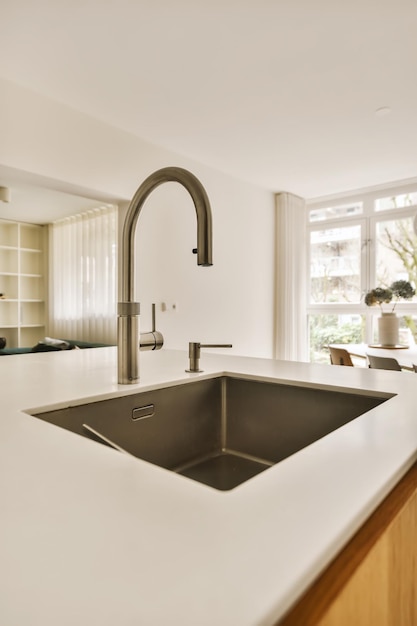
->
[386,488,417,625]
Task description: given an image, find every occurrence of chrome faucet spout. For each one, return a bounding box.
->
[118,167,213,384]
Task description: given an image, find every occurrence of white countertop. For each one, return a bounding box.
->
[2,347,417,626]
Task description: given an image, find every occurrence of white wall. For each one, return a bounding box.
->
[0,78,275,357]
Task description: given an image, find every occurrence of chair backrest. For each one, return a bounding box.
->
[329,347,354,366]
[367,354,402,371]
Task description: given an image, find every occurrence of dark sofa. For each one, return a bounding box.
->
[0,339,113,355]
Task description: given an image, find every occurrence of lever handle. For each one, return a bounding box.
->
[140,303,164,351]
[200,344,233,349]
[186,341,232,373]
[152,302,156,332]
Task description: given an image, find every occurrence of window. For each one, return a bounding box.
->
[309,201,363,222]
[310,223,363,304]
[375,192,417,212]
[374,215,416,285]
[307,185,417,363]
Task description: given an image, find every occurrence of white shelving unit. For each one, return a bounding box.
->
[0,219,47,348]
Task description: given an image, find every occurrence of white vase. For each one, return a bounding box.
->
[378,313,399,346]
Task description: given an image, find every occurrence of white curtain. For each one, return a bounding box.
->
[275,192,308,362]
[48,205,117,344]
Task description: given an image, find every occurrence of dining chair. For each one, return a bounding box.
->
[329,346,354,366]
[367,354,402,371]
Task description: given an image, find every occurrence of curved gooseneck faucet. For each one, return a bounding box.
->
[118,166,213,384]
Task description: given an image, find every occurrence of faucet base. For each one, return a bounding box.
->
[117,309,140,384]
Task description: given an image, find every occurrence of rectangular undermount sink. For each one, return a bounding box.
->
[31,376,391,491]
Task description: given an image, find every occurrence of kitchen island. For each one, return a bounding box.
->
[2,347,416,625]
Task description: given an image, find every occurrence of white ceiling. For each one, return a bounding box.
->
[0,166,117,224]
[1,0,417,201]
[0,182,110,225]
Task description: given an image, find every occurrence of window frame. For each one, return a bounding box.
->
[306,183,417,355]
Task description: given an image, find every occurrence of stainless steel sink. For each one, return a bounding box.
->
[31,376,391,490]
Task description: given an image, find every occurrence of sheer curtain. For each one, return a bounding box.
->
[275,192,308,362]
[48,205,117,344]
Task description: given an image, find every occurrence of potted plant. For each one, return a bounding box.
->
[365,280,415,346]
